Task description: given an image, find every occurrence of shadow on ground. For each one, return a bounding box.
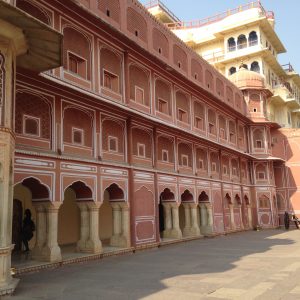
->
[9,229,297,300]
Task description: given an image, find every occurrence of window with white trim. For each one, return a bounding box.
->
[178,108,187,123]
[219,128,226,139]
[23,115,40,137]
[195,117,203,130]
[257,171,266,180]
[162,150,169,162]
[181,154,189,167]
[211,162,217,173]
[72,127,84,145]
[137,143,145,158]
[158,98,168,114]
[103,70,119,93]
[108,136,118,152]
[232,167,237,176]
[135,86,144,104]
[255,140,263,148]
[198,159,204,170]
[68,52,87,79]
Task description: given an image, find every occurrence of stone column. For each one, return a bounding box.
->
[182,203,192,237]
[120,203,130,248]
[200,204,207,227]
[43,202,62,262]
[229,204,236,230]
[204,203,214,235]
[86,202,102,254]
[247,205,253,229]
[32,203,47,260]
[110,203,122,247]
[239,205,244,230]
[0,30,26,294]
[76,203,89,253]
[170,203,182,239]
[162,203,172,238]
[190,204,201,236]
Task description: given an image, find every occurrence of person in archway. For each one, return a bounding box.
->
[284,211,290,230]
[21,209,35,252]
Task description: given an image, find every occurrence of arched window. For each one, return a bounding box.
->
[250,61,260,73]
[228,37,236,52]
[249,31,258,46]
[229,67,236,75]
[237,34,247,50]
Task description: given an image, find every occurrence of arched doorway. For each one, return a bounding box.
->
[198,191,211,235]
[224,193,235,231]
[234,195,242,229]
[101,184,129,248]
[159,188,175,239]
[58,181,97,254]
[12,177,50,262]
[180,190,194,237]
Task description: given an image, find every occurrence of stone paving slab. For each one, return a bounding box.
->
[5,229,300,300]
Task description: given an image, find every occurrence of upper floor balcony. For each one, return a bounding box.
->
[271,81,300,108]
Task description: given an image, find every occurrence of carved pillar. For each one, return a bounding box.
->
[229,204,236,230]
[110,203,122,247]
[182,203,192,237]
[170,203,182,239]
[32,203,47,260]
[0,36,22,295]
[162,203,172,238]
[43,202,62,262]
[120,203,130,248]
[200,203,207,227]
[76,203,89,253]
[190,204,201,236]
[239,204,244,229]
[86,202,102,253]
[247,205,253,229]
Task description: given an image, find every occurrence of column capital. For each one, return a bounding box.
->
[45,201,62,212]
[86,201,101,210]
[189,203,198,209]
[205,203,212,209]
[31,201,47,212]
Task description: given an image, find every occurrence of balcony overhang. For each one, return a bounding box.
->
[0,0,63,72]
[262,49,286,77]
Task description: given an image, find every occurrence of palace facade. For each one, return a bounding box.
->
[0,0,290,295]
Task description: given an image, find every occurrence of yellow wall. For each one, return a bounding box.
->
[58,188,80,245]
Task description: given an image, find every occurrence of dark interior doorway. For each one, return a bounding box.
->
[159,200,165,236]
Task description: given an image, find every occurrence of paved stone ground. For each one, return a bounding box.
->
[6,229,300,300]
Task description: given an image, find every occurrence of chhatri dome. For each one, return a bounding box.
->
[229,64,265,90]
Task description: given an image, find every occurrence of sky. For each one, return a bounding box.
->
[141,0,300,72]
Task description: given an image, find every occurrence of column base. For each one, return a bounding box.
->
[170,228,182,239]
[0,278,19,296]
[110,235,128,248]
[84,239,103,254]
[161,229,172,239]
[42,245,62,262]
[31,246,46,261]
[200,225,213,236]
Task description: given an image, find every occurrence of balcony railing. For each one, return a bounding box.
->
[143,0,181,22]
[165,1,274,30]
[282,63,295,73]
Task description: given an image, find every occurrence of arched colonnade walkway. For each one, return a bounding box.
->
[12,178,129,263]
[158,189,214,240]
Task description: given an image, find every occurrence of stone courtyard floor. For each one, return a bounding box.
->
[6,229,300,300]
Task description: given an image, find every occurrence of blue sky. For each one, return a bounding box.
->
[141,0,300,73]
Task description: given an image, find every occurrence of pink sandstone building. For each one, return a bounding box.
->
[0,0,298,295]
